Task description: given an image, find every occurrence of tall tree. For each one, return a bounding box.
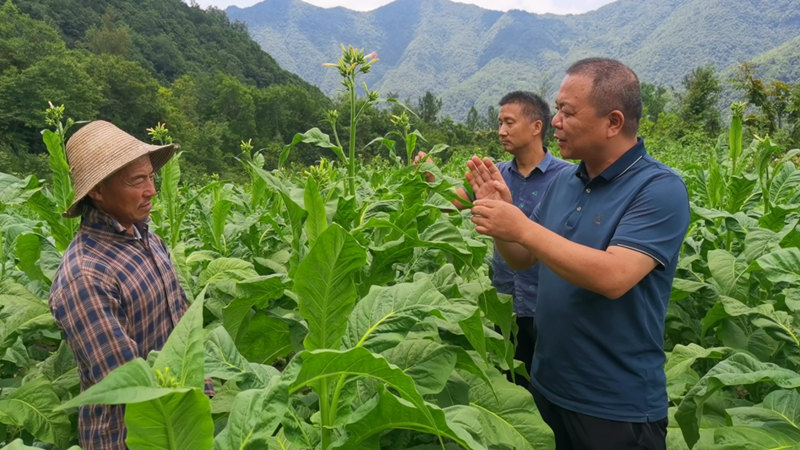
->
[484,105,498,130]
[640,82,669,123]
[733,62,798,137]
[466,106,481,131]
[678,66,722,135]
[417,91,442,124]
[84,12,132,57]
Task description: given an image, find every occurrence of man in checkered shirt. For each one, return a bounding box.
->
[49,120,209,449]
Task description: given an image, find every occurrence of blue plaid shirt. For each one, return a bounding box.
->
[49,206,190,449]
[491,151,573,316]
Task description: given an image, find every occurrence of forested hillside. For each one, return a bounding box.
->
[0,0,330,179]
[228,0,800,120]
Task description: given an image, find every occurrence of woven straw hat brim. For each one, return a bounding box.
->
[63,120,179,218]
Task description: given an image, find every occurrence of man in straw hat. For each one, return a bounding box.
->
[48,120,207,449]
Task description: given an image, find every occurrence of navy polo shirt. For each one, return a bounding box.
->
[491,151,573,317]
[529,139,689,422]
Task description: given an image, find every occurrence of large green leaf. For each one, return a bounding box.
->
[286,348,430,422]
[154,297,206,390]
[58,359,183,409]
[675,352,800,448]
[303,176,327,247]
[0,439,79,450]
[2,335,27,367]
[295,224,366,351]
[125,389,213,450]
[665,344,730,382]
[26,190,77,252]
[0,377,71,448]
[38,341,80,398]
[0,290,53,348]
[238,312,296,365]
[710,425,800,449]
[281,191,309,268]
[670,277,710,301]
[665,344,730,401]
[205,326,255,381]
[0,173,40,206]
[14,233,48,283]
[41,129,73,215]
[222,274,290,342]
[213,377,289,450]
[769,161,800,206]
[724,174,756,213]
[754,247,800,284]
[382,340,457,395]
[707,249,748,298]
[741,227,780,264]
[724,389,800,442]
[343,277,447,351]
[331,386,481,450]
[159,151,182,246]
[447,371,554,450]
[197,257,259,288]
[280,128,345,168]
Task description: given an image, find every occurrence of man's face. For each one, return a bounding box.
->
[552,74,607,160]
[498,102,540,156]
[88,155,156,230]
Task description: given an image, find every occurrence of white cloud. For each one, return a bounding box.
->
[185,0,616,15]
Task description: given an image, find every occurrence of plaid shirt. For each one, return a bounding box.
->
[49,206,189,450]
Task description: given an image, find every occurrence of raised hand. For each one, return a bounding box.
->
[465,156,512,203]
[413,151,436,183]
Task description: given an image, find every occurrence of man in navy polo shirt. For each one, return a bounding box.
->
[467,58,690,449]
[490,91,572,385]
[416,91,572,385]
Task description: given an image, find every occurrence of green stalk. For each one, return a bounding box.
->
[320,380,332,449]
[348,77,357,197]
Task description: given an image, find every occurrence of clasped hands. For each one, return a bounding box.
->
[466,156,529,242]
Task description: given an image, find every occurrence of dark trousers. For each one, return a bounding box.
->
[531,386,667,450]
[509,315,536,387]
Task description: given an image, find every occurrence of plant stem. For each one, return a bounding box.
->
[348,78,357,197]
[320,380,332,449]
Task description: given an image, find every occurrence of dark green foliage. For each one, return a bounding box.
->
[0,0,330,179]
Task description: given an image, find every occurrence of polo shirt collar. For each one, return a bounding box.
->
[510,147,556,177]
[575,138,646,184]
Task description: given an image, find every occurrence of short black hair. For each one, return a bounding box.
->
[566,57,642,135]
[499,91,550,139]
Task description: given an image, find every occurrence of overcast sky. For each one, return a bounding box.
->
[186,0,617,15]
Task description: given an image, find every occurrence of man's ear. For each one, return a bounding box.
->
[87,184,103,204]
[606,110,625,138]
[532,119,543,136]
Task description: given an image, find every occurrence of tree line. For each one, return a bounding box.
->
[2,0,798,184]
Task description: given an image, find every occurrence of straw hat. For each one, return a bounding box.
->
[63,120,178,218]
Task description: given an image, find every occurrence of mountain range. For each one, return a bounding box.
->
[227,0,800,120]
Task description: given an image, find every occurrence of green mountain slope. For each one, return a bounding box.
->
[228,0,800,120]
[1,0,330,177]
[17,0,324,90]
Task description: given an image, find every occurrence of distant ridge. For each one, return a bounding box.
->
[228,0,800,119]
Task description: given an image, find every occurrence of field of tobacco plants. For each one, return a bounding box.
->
[2,50,800,449]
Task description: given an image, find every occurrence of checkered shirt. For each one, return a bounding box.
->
[49,206,190,449]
